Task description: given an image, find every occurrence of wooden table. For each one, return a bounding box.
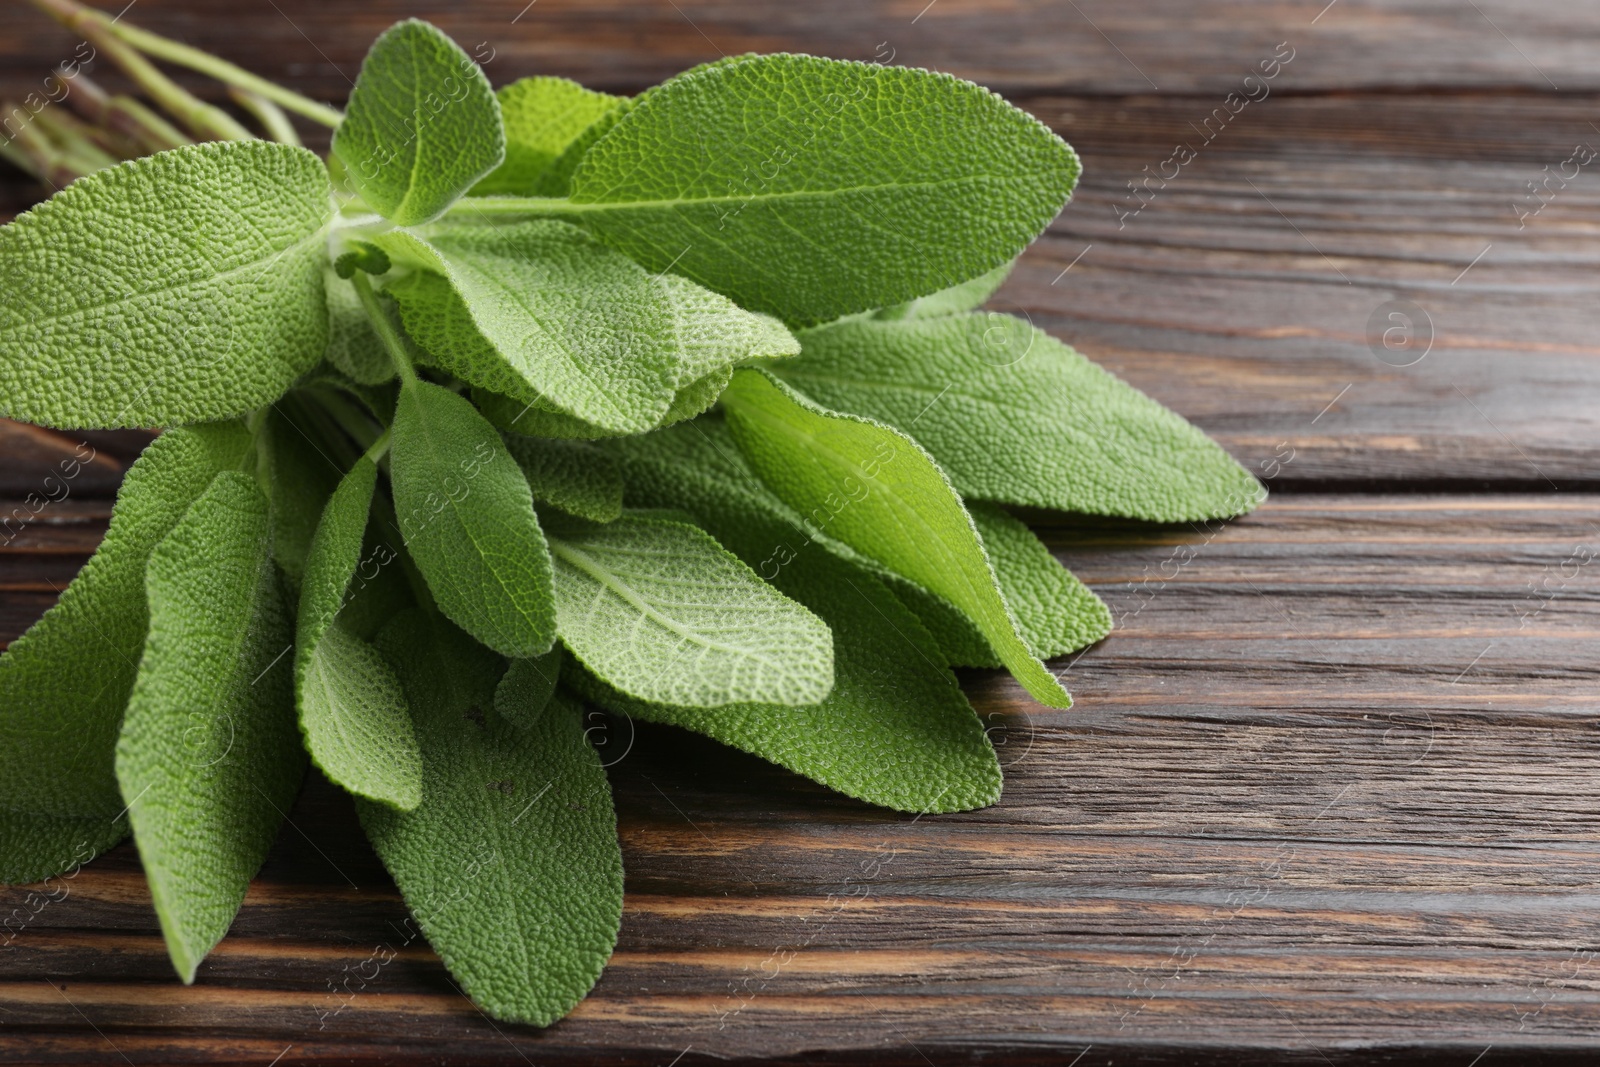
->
[3,1,1600,1062]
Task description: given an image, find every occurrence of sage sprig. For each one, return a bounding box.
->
[0,3,1262,1024]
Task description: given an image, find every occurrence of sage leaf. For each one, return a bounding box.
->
[333,19,504,225]
[783,313,1264,522]
[296,454,422,810]
[359,612,622,1026]
[968,501,1110,659]
[259,399,344,583]
[474,365,734,441]
[721,369,1070,709]
[0,142,331,429]
[379,222,795,434]
[549,514,832,708]
[530,98,630,197]
[0,422,251,823]
[0,811,128,887]
[390,379,557,658]
[502,435,623,523]
[494,647,563,731]
[551,54,1077,326]
[875,261,1013,320]
[472,77,625,196]
[324,264,397,385]
[603,421,1000,812]
[116,471,305,982]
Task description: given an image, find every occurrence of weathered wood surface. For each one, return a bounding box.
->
[3,0,1600,1061]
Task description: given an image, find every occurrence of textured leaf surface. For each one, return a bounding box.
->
[876,261,1013,320]
[333,19,504,225]
[603,421,1000,812]
[721,370,1070,708]
[494,647,563,731]
[296,456,422,809]
[259,400,343,583]
[359,613,622,1026]
[530,98,631,197]
[0,142,330,429]
[552,54,1076,326]
[475,366,734,441]
[324,265,396,385]
[549,514,832,708]
[783,314,1264,522]
[390,380,557,658]
[0,422,250,822]
[472,77,624,196]
[0,812,125,886]
[116,471,304,982]
[503,434,623,523]
[381,222,793,434]
[968,501,1110,659]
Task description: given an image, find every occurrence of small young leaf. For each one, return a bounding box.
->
[782,314,1264,522]
[0,422,251,824]
[602,421,1001,812]
[474,366,734,441]
[494,647,563,731]
[296,455,422,810]
[549,514,832,708]
[334,241,392,279]
[117,471,305,982]
[359,612,622,1026]
[472,77,625,196]
[324,265,398,385]
[967,501,1111,659]
[0,142,331,429]
[333,19,504,225]
[875,261,1014,320]
[552,54,1077,326]
[379,222,795,434]
[390,379,557,658]
[721,369,1070,709]
[502,434,624,523]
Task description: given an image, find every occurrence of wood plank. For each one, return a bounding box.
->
[4,0,1599,100]
[2,494,1597,1062]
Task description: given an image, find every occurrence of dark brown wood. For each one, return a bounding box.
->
[4,494,1600,1064]
[3,0,1600,1062]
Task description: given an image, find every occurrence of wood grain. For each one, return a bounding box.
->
[2,0,1599,1061]
[3,494,1599,1063]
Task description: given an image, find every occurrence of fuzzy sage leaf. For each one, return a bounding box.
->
[0,141,330,429]
[333,19,504,225]
[116,471,304,982]
[721,369,1071,709]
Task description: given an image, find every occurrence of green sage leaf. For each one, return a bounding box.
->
[0,142,331,429]
[324,264,398,385]
[333,19,504,225]
[875,261,1013,320]
[472,77,625,196]
[556,54,1077,326]
[602,420,1000,812]
[721,369,1070,709]
[359,612,622,1026]
[493,647,563,731]
[549,514,832,708]
[782,313,1264,522]
[116,471,304,982]
[296,455,422,810]
[502,434,623,523]
[390,379,557,658]
[259,399,344,584]
[0,423,251,824]
[968,501,1110,659]
[379,222,795,434]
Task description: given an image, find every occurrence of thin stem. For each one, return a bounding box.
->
[106,95,191,153]
[27,0,343,128]
[350,272,419,385]
[31,106,121,172]
[0,135,43,182]
[446,195,585,220]
[229,87,301,146]
[29,3,254,142]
